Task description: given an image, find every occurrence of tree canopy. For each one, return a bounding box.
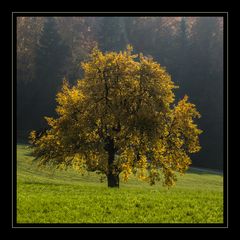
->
[29,47,202,188]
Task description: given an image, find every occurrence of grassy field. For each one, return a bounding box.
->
[17,144,224,224]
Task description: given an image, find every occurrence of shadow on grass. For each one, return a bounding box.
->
[23,181,70,187]
[188,167,223,176]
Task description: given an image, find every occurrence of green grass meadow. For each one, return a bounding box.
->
[17,144,224,224]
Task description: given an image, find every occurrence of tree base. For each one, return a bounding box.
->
[107,174,119,188]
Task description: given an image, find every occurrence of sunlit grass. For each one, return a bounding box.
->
[17,144,223,223]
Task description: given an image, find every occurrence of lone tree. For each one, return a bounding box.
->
[29,46,202,188]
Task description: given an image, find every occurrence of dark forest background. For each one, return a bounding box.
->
[17,16,223,170]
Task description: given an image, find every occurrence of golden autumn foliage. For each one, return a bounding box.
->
[29,46,202,187]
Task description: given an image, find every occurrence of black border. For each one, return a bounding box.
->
[12,11,228,229]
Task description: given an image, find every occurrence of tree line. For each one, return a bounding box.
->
[17,16,223,169]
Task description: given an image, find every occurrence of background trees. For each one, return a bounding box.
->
[32,17,69,130]
[17,16,224,169]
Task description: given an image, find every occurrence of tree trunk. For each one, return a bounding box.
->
[105,137,119,188]
[107,173,119,188]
